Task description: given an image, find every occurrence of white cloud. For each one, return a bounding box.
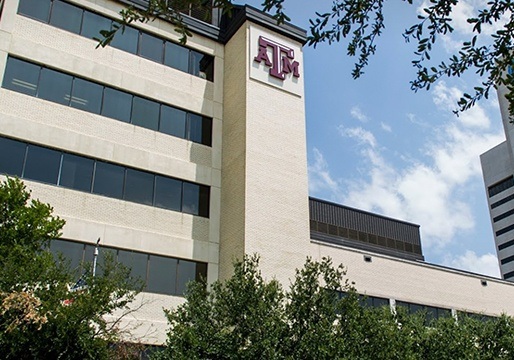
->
[350,106,369,122]
[444,250,501,277]
[308,148,343,197]
[309,82,504,250]
[381,122,392,132]
[433,81,490,128]
[339,126,377,148]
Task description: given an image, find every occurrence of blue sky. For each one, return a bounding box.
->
[238,0,506,276]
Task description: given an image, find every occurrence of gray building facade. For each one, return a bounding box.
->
[481,86,514,281]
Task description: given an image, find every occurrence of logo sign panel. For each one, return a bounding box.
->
[254,36,300,80]
[249,27,303,96]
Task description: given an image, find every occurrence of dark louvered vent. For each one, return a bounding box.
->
[309,197,424,261]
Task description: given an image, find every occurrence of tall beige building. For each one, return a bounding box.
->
[2,0,514,346]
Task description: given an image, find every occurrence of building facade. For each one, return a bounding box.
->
[481,85,514,281]
[2,0,514,346]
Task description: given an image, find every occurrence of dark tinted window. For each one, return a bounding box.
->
[190,50,213,81]
[182,182,200,215]
[70,78,103,114]
[59,153,94,192]
[101,88,132,122]
[124,169,154,205]
[131,97,159,131]
[81,10,111,40]
[160,106,186,138]
[92,161,124,199]
[50,239,84,272]
[18,0,51,22]
[111,25,139,54]
[198,186,210,217]
[164,42,189,73]
[2,57,40,96]
[188,114,212,146]
[49,0,83,34]
[140,32,163,63]
[24,145,61,184]
[38,68,73,105]
[154,176,182,211]
[118,250,148,282]
[0,137,26,177]
[176,259,196,295]
[147,255,176,295]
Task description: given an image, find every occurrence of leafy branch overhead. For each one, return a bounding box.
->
[107,0,514,118]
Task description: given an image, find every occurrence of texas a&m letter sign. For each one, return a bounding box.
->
[254,36,300,80]
[250,27,303,96]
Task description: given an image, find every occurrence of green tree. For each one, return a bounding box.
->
[0,178,141,360]
[156,255,514,359]
[104,0,514,118]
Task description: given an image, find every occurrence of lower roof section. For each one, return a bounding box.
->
[309,197,424,261]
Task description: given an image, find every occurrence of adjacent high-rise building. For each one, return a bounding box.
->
[3,0,514,347]
[481,85,514,281]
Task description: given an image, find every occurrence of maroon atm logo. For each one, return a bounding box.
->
[254,36,300,80]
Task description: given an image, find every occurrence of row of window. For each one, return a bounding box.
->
[504,270,514,280]
[499,239,514,251]
[50,239,207,296]
[493,208,514,223]
[491,193,514,209]
[500,254,514,266]
[2,57,212,146]
[310,220,422,255]
[0,136,210,217]
[17,0,214,81]
[395,300,451,323]
[496,224,514,237]
[338,292,457,323]
[488,176,514,198]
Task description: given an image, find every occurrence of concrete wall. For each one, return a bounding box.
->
[220,22,310,284]
[0,0,224,343]
[312,240,514,316]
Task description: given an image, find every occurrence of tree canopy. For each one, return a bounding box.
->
[103,0,514,119]
[0,178,141,360]
[155,255,514,359]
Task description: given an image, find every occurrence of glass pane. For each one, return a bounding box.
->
[50,239,84,272]
[49,0,83,34]
[92,161,125,199]
[195,262,207,281]
[38,68,73,105]
[2,57,40,96]
[94,247,117,277]
[18,0,51,22]
[24,145,61,184]
[59,153,94,192]
[110,24,139,54]
[124,168,154,205]
[373,297,389,308]
[147,255,176,295]
[81,10,111,40]
[70,78,103,114]
[176,259,196,295]
[190,50,213,80]
[131,97,159,131]
[182,182,200,215]
[164,42,189,73]
[139,32,163,63]
[118,250,148,283]
[0,137,26,177]
[101,88,132,123]
[160,106,186,138]
[188,114,212,145]
[198,185,209,217]
[154,176,182,211]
